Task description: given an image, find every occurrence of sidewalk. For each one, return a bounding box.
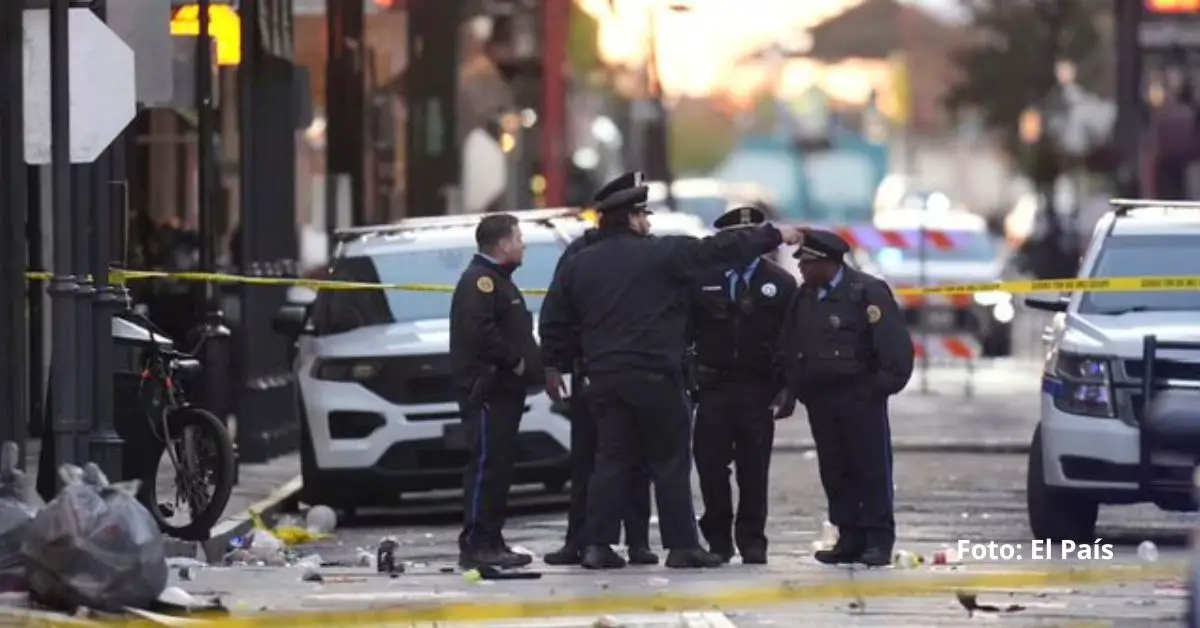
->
[774,360,1042,453]
[23,439,301,558]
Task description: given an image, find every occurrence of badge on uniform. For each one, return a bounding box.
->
[829,314,840,328]
[761,282,776,297]
[866,305,881,324]
[477,276,494,293]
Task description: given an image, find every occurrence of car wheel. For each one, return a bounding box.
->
[1027,425,1098,541]
[981,328,1013,357]
[543,479,566,494]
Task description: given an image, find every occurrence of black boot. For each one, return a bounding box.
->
[459,548,532,570]
[664,548,724,569]
[740,546,768,565]
[708,544,734,564]
[543,542,582,566]
[813,532,864,565]
[858,534,893,568]
[581,545,627,570]
[627,546,659,565]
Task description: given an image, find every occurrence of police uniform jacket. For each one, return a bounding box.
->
[449,255,542,394]
[778,265,914,399]
[540,225,783,377]
[545,228,602,374]
[689,257,797,383]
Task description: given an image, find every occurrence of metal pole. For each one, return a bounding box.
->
[0,0,29,461]
[87,0,122,478]
[26,165,44,461]
[71,160,93,466]
[48,0,80,474]
[917,208,929,394]
[197,0,214,300]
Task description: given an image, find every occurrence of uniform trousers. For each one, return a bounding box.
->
[565,388,652,548]
[458,389,526,552]
[584,370,701,550]
[693,380,776,553]
[804,385,895,544]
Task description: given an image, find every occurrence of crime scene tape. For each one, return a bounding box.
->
[101,562,1182,627]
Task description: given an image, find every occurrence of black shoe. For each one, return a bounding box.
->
[581,545,627,570]
[458,548,531,570]
[858,544,892,567]
[708,545,734,564]
[665,548,724,569]
[813,538,864,565]
[627,546,659,565]
[543,543,582,566]
[740,546,768,565]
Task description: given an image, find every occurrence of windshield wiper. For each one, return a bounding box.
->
[1094,306,1155,315]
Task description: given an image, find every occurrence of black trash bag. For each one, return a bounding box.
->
[0,442,42,592]
[21,463,168,612]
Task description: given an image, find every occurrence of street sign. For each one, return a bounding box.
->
[22,8,138,165]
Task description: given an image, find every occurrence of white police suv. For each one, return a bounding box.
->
[275,210,587,512]
[1027,200,1200,540]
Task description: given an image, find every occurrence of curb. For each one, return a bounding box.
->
[775,440,1030,455]
[202,474,303,564]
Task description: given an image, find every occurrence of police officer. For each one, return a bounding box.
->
[777,229,914,567]
[540,173,803,570]
[544,175,656,567]
[689,205,797,565]
[449,213,542,569]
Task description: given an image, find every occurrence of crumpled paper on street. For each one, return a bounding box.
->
[20,463,168,612]
[0,442,41,592]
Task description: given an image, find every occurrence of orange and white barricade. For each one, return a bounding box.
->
[911,333,980,397]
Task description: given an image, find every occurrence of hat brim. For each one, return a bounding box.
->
[792,247,830,261]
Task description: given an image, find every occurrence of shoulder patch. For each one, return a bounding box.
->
[477,276,494,293]
[866,304,881,324]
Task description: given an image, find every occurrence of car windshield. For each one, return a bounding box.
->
[313,240,564,334]
[1079,233,1200,314]
[870,230,999,265]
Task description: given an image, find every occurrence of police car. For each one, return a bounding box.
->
[853,210,1014,356]
[1026,200,1200,540]
[273,210,585,512]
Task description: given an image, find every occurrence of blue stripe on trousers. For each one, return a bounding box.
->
[884,418,893,506]
[468,405,490,549]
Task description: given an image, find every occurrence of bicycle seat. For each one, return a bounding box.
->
[170,358,203,375]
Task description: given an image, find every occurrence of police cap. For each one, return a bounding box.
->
[594,185,652,215]
[713,205,767,230]
[793,228,849,262]
[593,170,646,203]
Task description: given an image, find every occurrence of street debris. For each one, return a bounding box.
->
[248,510,329,547]
[812,521,838,552]
[462,566,542,581]
[305,505,338,535]
[377,537,401,574]
[955,590,1026,617]
[0,442,41,593]
[891,550,923,569]
[22,463,167,612]
[1137,540,1159,563]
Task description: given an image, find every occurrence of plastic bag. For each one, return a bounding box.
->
[0,442,41,591]
[21,463,168,611]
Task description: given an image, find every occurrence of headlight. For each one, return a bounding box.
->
[312,358,382,382]
[973,290,1012,306]
[1044,350,1114,418]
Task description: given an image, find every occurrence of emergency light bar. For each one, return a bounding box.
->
[333,208,585,243]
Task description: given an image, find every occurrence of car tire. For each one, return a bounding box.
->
[1027,425,1098,541]
[981,327,1013,357]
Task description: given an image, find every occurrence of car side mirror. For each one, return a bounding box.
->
[271,305,310,337]
[1024,294,1068,313]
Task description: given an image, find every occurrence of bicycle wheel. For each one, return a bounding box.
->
[144,406,236,541]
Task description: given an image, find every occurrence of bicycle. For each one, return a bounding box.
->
[121,310,236,541]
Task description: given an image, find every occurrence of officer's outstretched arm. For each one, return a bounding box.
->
[661,225,784,281]
[538,269,580,372]
[463,278,523,372]
[772,283,803,409]
[865,281,915,396]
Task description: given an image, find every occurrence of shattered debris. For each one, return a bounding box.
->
[304,505,337,535]
[1137,540,1159,563]
[955,590,1026,617]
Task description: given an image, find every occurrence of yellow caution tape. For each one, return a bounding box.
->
[107,563,1181,626]
[20,270,1200,297]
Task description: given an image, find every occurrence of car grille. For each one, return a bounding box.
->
[361,354,459,405]
[1123,359,1200,383]
[376,433,567,472]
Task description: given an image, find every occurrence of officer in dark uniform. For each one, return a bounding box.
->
[689,205,797,565]
[449,213,543,569]
[540,173,803,570]
[777,229,914,567]
[544,174,656,567]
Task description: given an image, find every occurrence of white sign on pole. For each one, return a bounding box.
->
[22,8,138,165]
